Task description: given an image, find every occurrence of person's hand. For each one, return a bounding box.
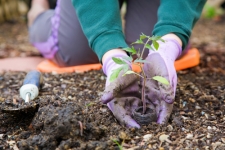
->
[143,38,182,124]
[101,51,141,128]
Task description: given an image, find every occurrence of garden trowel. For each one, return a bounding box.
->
[1,71,42,114]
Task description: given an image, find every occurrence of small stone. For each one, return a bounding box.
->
[135,136,140,139]
[183,101,187,107]
[61,84,66,89]
[7,140,16,146]
[167,125,173,131]
[0,134,3,139]
[143,134,153,142]
[180,111,185,115]
[205,114,209,119]
[195,106,201,109]
[159,134,172,143]
[182,127,186,131]
[100,76,105,80]
[212,142,222,150]
[119,131,127,140]
[201,111,205,115]
[131,140,136,144]
[100,108,107,113]
[194,90,200,95]
[206,133,211,139]
[207,126,212,131]
[186,133,194,140]
[189,98,196,103]
[221,138,225,143]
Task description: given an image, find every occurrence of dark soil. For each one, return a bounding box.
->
[133,107,157,125]
[0,17,225,149]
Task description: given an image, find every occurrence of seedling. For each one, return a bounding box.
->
[110,33,169,116]
[112,139,123,150]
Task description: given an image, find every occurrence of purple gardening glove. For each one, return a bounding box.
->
[143,38,182,124]
[101,53,141,128]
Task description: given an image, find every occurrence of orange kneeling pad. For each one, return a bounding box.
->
[37,48,200,73]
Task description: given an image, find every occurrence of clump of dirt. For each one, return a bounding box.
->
[17,103,106,150]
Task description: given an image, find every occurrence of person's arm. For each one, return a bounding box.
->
[71,0,128,61]
[153,0,207,49]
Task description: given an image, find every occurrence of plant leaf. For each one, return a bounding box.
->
[145,44,154,50]
[153,41,159,50]
[112,57,127,65]
[122,64,129,74]
[140,33,147,40]
[134,59,151,64]
[122,56,133,62]
[152,76,169,85]
[158,38,165,42]
[131,39,143,45]
[151,35,161,41]
[123,70,135,76]
[123,46,137,55]
[109,66,123,82]
[151,35,165,43]
[112,139,123,150]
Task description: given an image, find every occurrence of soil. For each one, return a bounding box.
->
[0,17,225,149]
[133,107,157,125]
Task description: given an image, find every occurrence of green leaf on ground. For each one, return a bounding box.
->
[109,66,123,82]
[112,57,127,65]
[153,41,159,50]
[123,47,137,55]
[85,102,94,107]
[152,76,169,85]
[112,139,123,150]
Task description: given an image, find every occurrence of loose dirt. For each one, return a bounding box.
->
[0,17,225,149]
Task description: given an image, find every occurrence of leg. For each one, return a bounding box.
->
[27,0,49,27]
[124,0,160,58]
[29,0,99,67]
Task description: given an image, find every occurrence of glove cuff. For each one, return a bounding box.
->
[149,38,182,61]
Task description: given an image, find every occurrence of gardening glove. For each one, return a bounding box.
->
[101,53,141,128]
[143,38,182,124]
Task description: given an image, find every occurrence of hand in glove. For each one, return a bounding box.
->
[101,52,141,128]
[143,38,182,124]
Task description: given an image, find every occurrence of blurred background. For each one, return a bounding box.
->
[0,0,224,60]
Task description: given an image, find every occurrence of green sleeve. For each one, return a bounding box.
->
[71,0,128,61]
[153,0,206,50]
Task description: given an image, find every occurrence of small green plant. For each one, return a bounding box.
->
[112,139,123,150]
[85,102,94,107]
[110,33,169,114]
[203,3,224,19]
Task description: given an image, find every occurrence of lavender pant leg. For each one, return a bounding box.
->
[29,0,99,67]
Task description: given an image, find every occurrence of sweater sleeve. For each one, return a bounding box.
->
[152,0,206,50]
[71,0,128,61]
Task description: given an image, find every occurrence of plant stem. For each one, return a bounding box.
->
[140,38,150,59]
[139,64,147,114]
